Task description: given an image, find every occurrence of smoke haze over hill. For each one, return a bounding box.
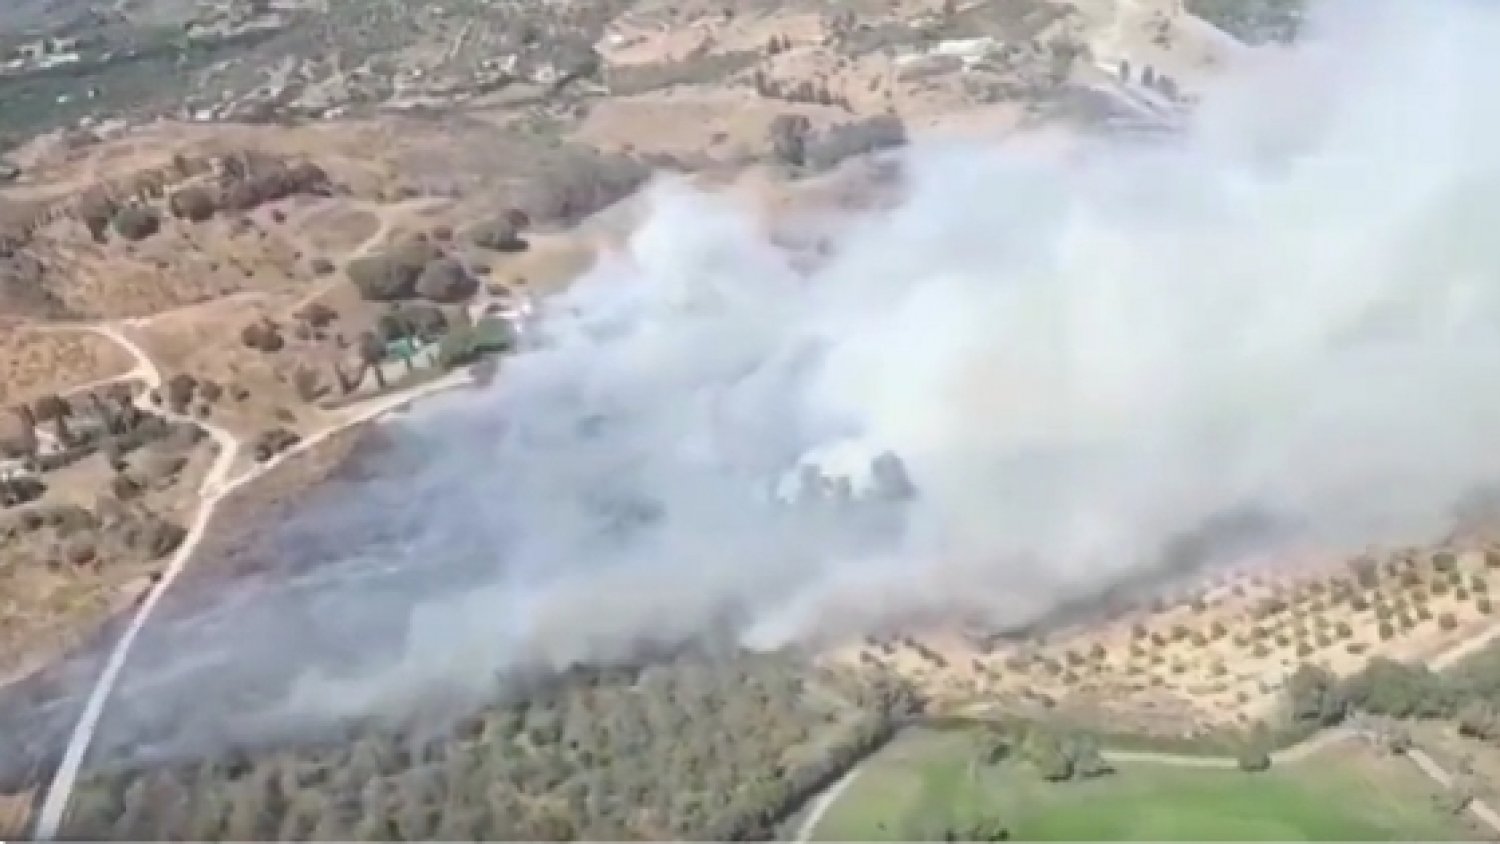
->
[62,0,1500,765]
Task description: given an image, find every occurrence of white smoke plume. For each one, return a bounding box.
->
[63,0,1500,763]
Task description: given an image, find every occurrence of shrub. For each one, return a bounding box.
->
[348,241,440,301]
[113,206,160,241]
[804,115,909,172]
[1237,747,1271,772]
[467,216,526,251]
[415,258,478,303]
[240,322,284,352]
[169,186,217,221]
[516,148,650,225]
[768,114,813,167]
[1439,612,1458,631]
[298,301,338,328]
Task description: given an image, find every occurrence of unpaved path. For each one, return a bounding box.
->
[793,765,864,842]
[30,321,474,841]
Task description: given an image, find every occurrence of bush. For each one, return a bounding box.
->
[165,373,197,410]
[1340,657,1452,719]
[113,206,161,241]
[169,186,217,221]
[804,115,909,172]
[1439,612,1458,631]
[467,216,527,251]
[517,148,650,225]
[438,317,513,368]
[768,114,813,167]
[415,258,478,303]
[378,303,447,344]
[348,241,440,301]
[240,322,284,352]
[298,301,338,328]
[1237,747,1271,772]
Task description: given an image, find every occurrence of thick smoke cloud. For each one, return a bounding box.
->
[71,0,1500,763]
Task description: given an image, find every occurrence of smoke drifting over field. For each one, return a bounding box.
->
[73,0,1500,763]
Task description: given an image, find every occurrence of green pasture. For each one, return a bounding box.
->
[812,727,1475,841]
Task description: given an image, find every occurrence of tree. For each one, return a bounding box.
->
[977,727,1012,765]
[165,373,197,412]
[169,185,217,221]
[768,114,813,167]
[1023,731,1073,781]
[292,366,322,402]
[1285,664,1347,727]
[1069,735,1113,778]
[0,405,37,457]
[112,205,160,241]
[77,188,117,241]
[467,215,527,251]
[1457,700,1500,740]
[33,394,71,444]
[1341,657,1451,719]
[1237,746,1271,772]
[358,331,386,389]
[415,258,478,303]
[348,240,439,301]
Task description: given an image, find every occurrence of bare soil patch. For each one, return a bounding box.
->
[0,330,135,407]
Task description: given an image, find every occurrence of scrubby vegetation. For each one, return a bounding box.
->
[767,114,909,173]
[61,650,916,840]
[1186,0,1305,45]
[1274,636,1500,739]
[515,148,651,226]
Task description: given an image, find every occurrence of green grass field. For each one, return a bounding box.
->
[812,728,1476,841]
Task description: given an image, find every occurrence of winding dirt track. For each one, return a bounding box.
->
[29,321,473,840]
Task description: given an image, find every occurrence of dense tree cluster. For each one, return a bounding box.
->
[347,240,447,303]
[467,210,530,252]
[1184,0,1304,45]
[1275,638,1500,740]
[112,206,161,242]
[766,114,909,173]
[515,148,651,226]
[62,651,915,841]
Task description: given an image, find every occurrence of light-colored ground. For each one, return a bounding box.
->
[0,330,135,408]
[830,543,1500,739]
